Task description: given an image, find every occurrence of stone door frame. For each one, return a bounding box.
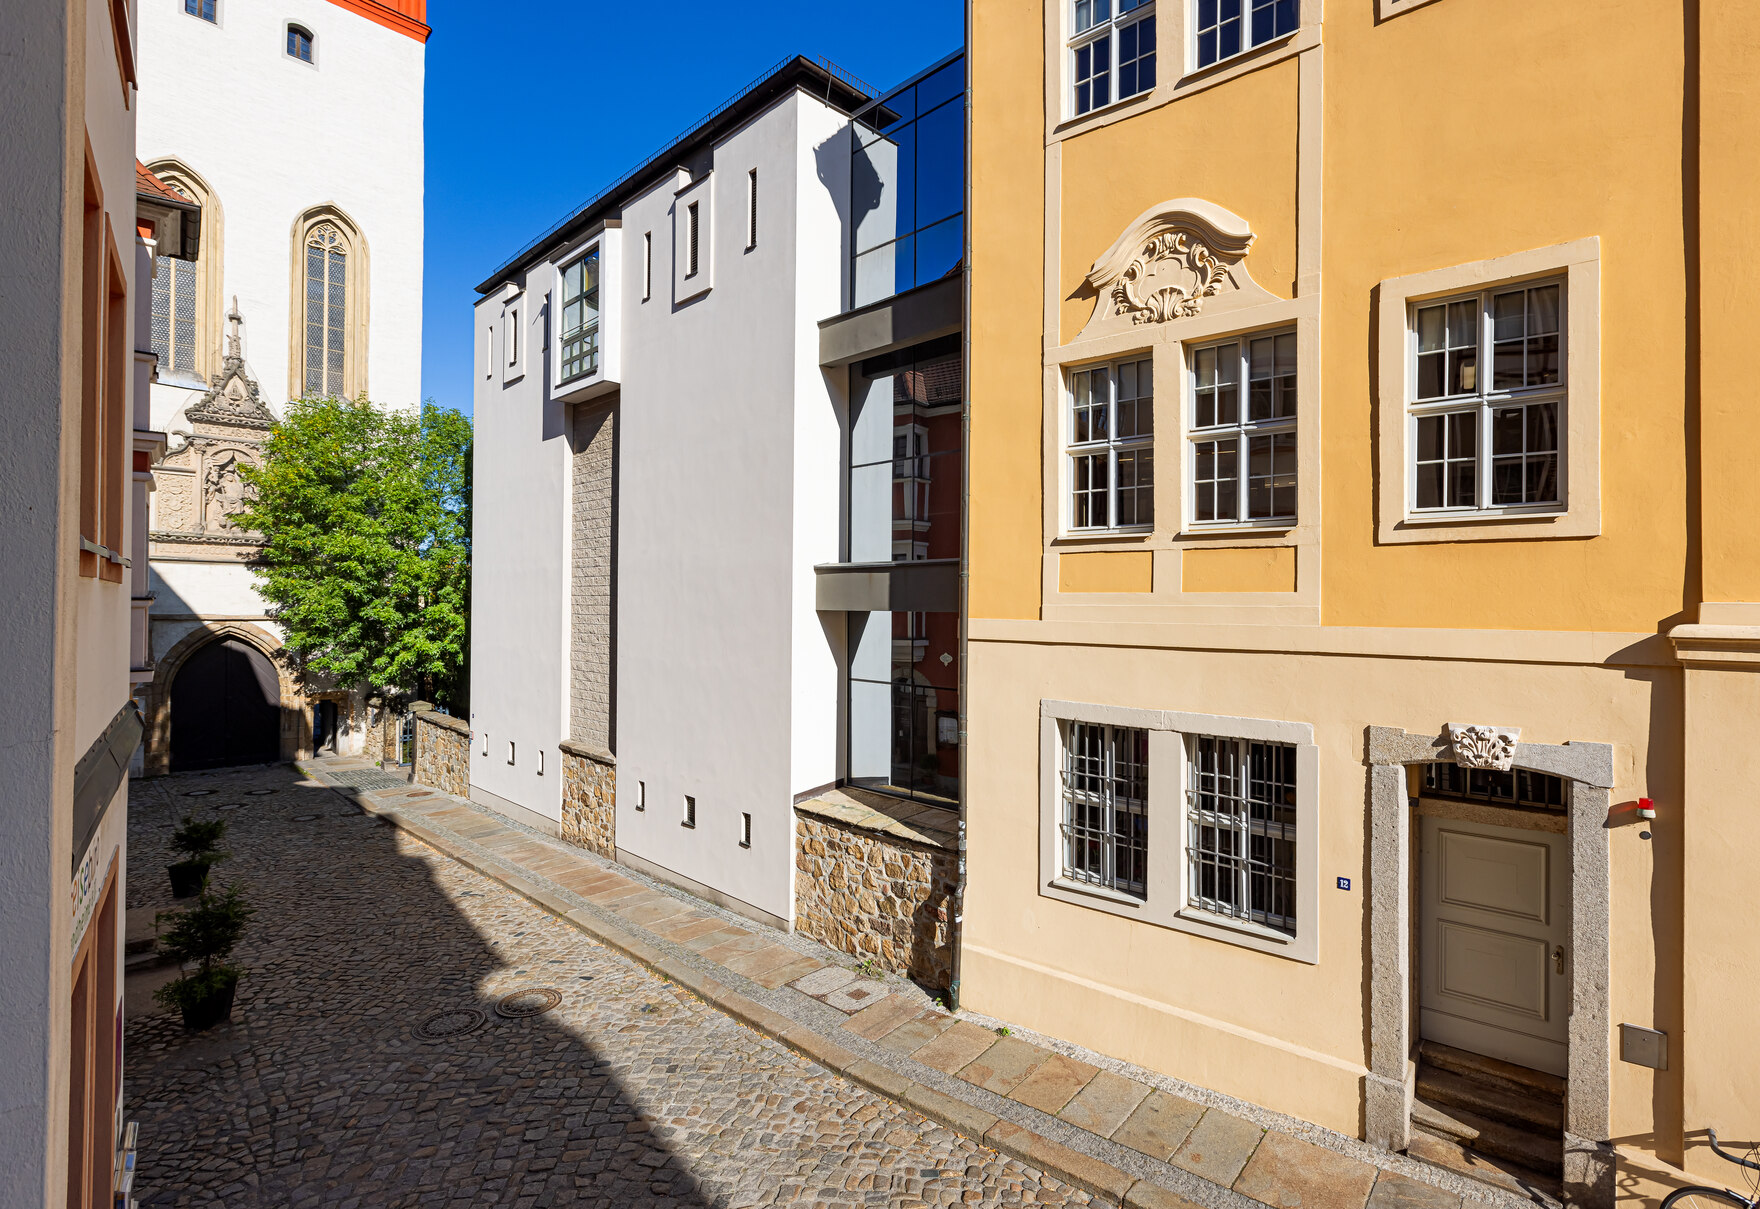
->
[140,621,310,775]
[1365,726,1615,1205]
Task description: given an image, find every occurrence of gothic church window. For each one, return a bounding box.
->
[151,248,198,376]
[303,224,348,396]
[145,163,222,384]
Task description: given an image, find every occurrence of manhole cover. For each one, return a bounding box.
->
[218,803,245,811]
[246,789,275,796]
[495,988,562,1019]
[414,1007,487,1042]
[291,814,320,822]
[183,789,215,797]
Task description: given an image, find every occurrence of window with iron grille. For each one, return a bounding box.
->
[1070,0,1156,117]
[1060,722,1149,898]
[1186,734,1296,934]
[558,248,600,383]
[1068,357,1154,531]
[303,223,347,397]
[1408,280,1564,515]
[1421,763,1565,811]
[151,254,198,376]
[1189,330,1297,526]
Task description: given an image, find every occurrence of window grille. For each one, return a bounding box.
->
[303,223,347,397]
[151,255,198,375]
[1196,0,1296,70]
[558,249,600,383]
[747,169,758,250]
[683,795,697,828]
[185,0,216,22]
[1186,734,1296,933]
[686,202,700,277]
[1189,330,1297,525]
[1409,281,1564,513]
[1420,763,1565,810]
[1070,0,1155,117]
[1068,357,1154,530]
[1060,722,1149,898]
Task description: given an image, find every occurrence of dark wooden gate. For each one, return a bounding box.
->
[169,638,281,772]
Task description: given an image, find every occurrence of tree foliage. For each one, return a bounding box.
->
[236,397,472,707]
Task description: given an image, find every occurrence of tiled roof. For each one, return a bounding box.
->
[135,161,185,203]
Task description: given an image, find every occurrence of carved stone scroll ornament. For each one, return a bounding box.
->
[1082,198,1260,335]
[1446,724,1521,772]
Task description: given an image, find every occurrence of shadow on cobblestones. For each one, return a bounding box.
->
[126,763,717,1209]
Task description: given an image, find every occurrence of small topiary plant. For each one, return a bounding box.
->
[166,815,230,899]
[154,884,255,1030]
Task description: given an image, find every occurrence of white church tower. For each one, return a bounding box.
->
[134,0,428,774]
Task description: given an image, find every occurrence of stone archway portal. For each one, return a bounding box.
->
[169,637,282,772]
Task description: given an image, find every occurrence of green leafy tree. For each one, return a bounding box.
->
[236,397,472,707]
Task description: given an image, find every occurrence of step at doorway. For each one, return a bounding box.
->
[1411,1040,1565,1203]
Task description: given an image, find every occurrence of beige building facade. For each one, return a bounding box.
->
[964,0,1760,1203]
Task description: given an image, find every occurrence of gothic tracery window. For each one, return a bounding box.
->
[151,250,199,376]
[304,223,348,397]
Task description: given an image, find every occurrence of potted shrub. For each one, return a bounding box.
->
[166,814,229,899]
[154,884,255,1030]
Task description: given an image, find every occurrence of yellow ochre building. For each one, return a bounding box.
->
[962,0,1760,1202]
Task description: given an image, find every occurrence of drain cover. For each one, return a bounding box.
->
[495,988,562,1019]
[414,1007,487,1042]
[291,814,320,822]
[183,789,215,797]
[245,789,275,796]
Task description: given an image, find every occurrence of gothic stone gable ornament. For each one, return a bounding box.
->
[1079,199,1273,339]
[1446,724,1521,772]
[188,298,274,429]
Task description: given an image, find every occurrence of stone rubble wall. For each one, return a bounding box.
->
[794,812,956,992]
[412,709,470,798]
[560,742,616,858]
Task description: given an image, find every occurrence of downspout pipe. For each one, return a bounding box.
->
[950,21,973,1014]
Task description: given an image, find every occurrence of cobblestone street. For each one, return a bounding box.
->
[125,764,1097,1208]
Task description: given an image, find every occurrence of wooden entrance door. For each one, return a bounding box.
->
[170,637,281,771]
[1418,815,1569,1076]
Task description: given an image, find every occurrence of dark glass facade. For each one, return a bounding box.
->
[850,55,966,310]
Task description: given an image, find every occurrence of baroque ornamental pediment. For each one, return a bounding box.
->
[1079,199,1275,338]
[186,298,275,430]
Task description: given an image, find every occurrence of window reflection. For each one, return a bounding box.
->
[850,54,966,309]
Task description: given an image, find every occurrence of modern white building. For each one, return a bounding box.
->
[133,0,428,773]
[468,53,967,941]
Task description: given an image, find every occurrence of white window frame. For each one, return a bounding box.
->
[1404,280,1566,519]
[501,292,525,385]
[1038,700,1318,963]
[1375,238,1601,544]
[1186,328,1297,530]
[285,22,317,67]
[1191,0,1296,73]
[1065,355,1155,534]
[184,0,218,24]
[1068,0,1157,119]
[673,173,713,303]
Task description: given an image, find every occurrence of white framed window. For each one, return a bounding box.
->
[1188,330,1296,527]
[1194,0,1296,71]
[1038,701,1317,962]
[1185,734,1297,934]
[1407,280,1564,516]
[686,202,701,278]
[1070,0,1156,117]
[673,174,713,302]
[1059,722,1149,898]
[558,249,599,384]
[1067,356,1154,532]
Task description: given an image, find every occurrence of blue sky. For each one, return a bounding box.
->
[418,0,965,416]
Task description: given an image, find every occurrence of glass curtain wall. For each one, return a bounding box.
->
[850,55,966,309]
[847,339,963,806]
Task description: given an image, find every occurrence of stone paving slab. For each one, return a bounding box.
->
[299,756,1520,1209]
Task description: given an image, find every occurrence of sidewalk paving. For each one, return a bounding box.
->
[302,755,1540,1209]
